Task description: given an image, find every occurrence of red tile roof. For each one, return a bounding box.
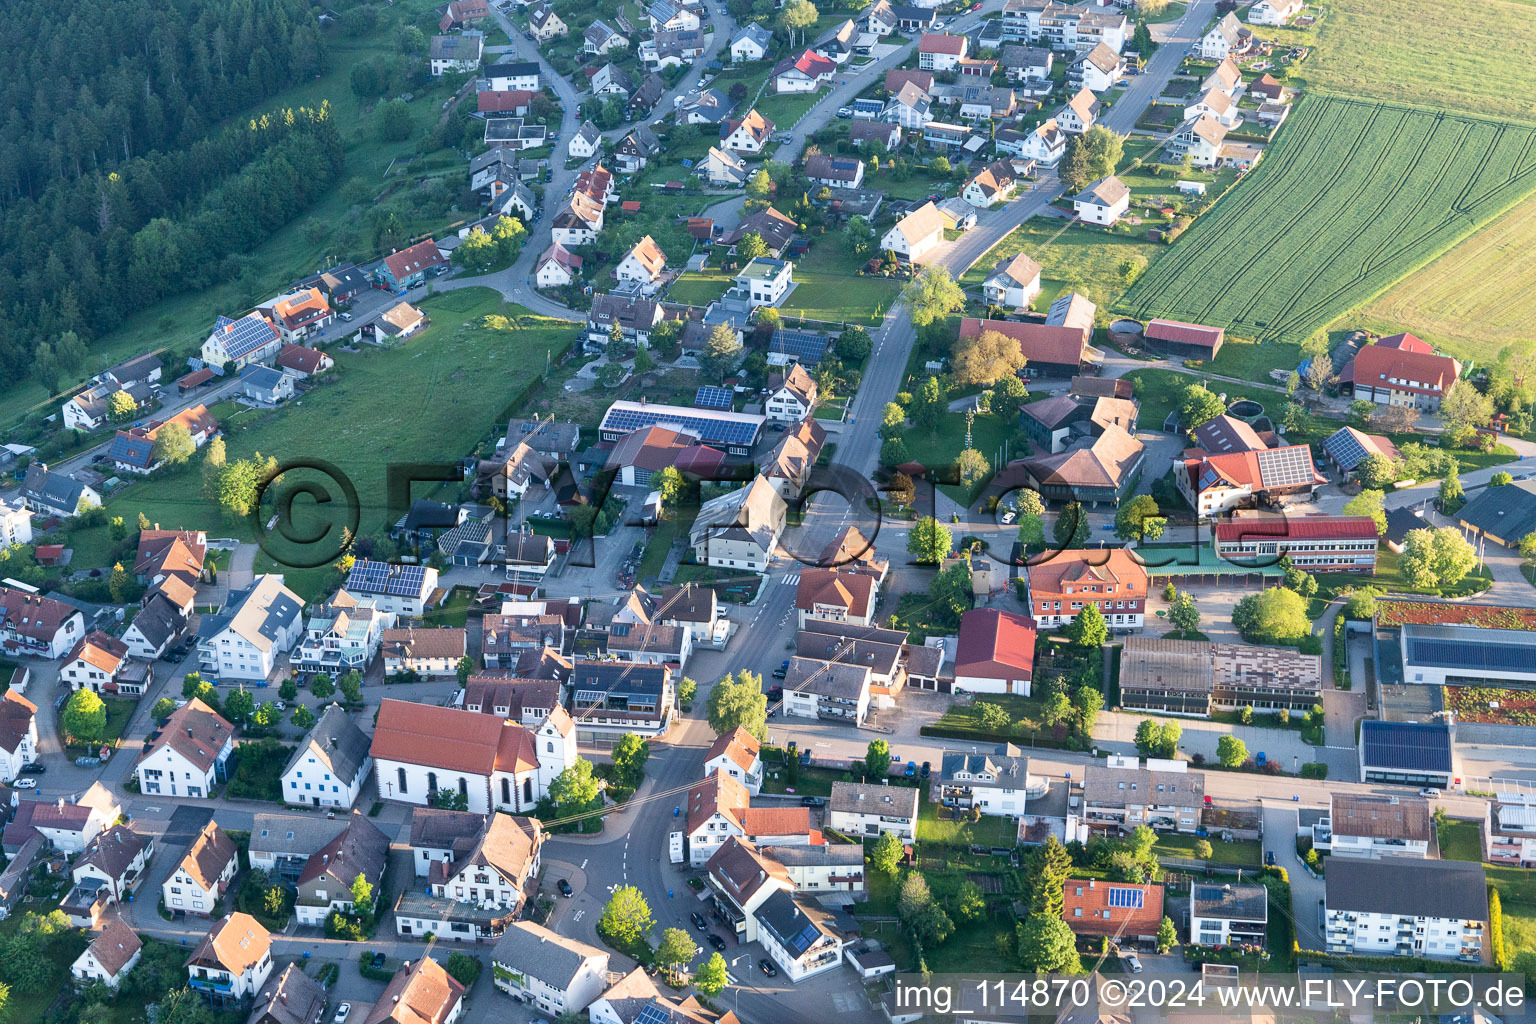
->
[1351,342,1460,397]
[1144,319,1224,350]
[794,569,876,618]
[705,727,761,775]
[885,69,934,94]
[276,343,330,375]
[1212,514,1380,542]
[1027,549,1146,604]
[65,631,128,675]
[369,698,537,775]
[178,368,215,389]
[382,240,446,283]
[1377,332,1433,353]
[920,32,967,55]
[1062,879,1165,937]
[955,608,1036,680]
[959,317,1088,369]
[477,89,536,113]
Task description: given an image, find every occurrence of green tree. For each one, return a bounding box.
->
[1179,384,1226,429]
[598,886,654,950]
[109,516,128,542]
[279,678,299,701]
[108,562,133,603]
[880,402,906,437]
[908,517,953,563]
[550,757,602,814]
[902,266,966,328]
[837,327,873,363]
[1168,593,1201,636]
[1016,915,1082,973]
[1231,587,1312,644]
[350,872,375,913]
[869,830,904,878]
[951,328,1027,387]
[1072,686,1103,732]
[1015,488,1047,548]
[1067,604,1108,649]
[1520,533,1536,560]
[152,697,178,720]
[1343,488,1388,535]
[992,373,1028,419]
[1193,839,1213,859]
[254,702,281,727]
[1438,470,1465,514]
[898,873,954,945]
[701,323,742,379]
[1114,494,1165,542]
[678,676,698,705]
[1156,916,1178,953]
[656,927,695,981]
[375,99,412,141]
[954,880,986,922]
[1217,733,1248,768]
[1042,691,1073,728]
[1492,470,1514,487]
[1399,527,1478,589]
[1054,501,1089,548]
[223,687,255,724]
[456,656,474,686]
[737,231,769,260]
[310,672,335,698]
[108,389,137,421]
[338,671,362,704]
[61,689,107,743]
[292,705,317,729]
[746,168,773,198]
[1282,562,1318,597]
[776,0,819,45]
[909,374,947,433]
[695,952,728,998]
[955,446,991,492]
[977,701,1011,732]
[864,739,892,779]
[653,466,687,517]
[611,733,650,788]
[1355,453,1399,491]
[706,671,768,738]
[182,672,205,698]
[1440,379,1495,435]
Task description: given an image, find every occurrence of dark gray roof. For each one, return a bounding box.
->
[938,750,1030,788]
[1456,479,1536,543]
[1359,719,1453,773]
[132,592,185,648]
[1191,882,1268,923]
[1082,765,1204,806]
[21,464,89,515]
[829,781,919,819]
[249,813,349,858]
[768,843,864,867]
[756,889,831,957]
[282,703,371,786]
[491,921,606,986]
[1325,858,1487,921]
[784,657,870,699]
[408,807,488,853]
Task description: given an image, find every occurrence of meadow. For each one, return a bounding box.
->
[1120,95,1536,345]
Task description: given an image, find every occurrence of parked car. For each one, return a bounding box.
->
[334,1005,352,1024]
[370,952,386,969]
[339,312,354,322]
[1125,954,1143,974]
[920,761,931,779]
[691,911,709,930]
[20,763,45,774]
[14,779,36,789]
[708,934,728,951]
[1265,851,1276,867]
[1000,510,1016,525]
[557,878,574,897]
[1419,787,1439,798]
[904,760,917,778]
[759,958,779,976]
[836,106,853,118]
[800,795,826,807]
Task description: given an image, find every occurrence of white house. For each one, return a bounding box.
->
[1057,88,1100,134]
[1185,88,1239,126]
[397,811,545,940]
[483,61,539,91]
[136,699,234,799]
[281,703,373,810]
[615,235,668,287]
[962,161,1016,208]
[918,32,968,71]
[342,560,437,617]
[429,33,484,76]
[953,608,1035,696]
[1324,858,1487,961]
[736,257,794,306]
[569,121,601,160]
[122,593,185,661]
[935,750,1037,817]
[1072,174,1130,225]
[200,312,282,372]
[698,146,748,187]
[883,82,933,129]
[689,475,788,572]
[550,192,605,246]
[185,913,274,1005]
[292,599,391,677]
[731,23,773,61]
[1189,883,1269,948]
[683,772,814,867]
[754,889,844,982]
[164,819,239,916]
[703,726,763,795]
[1199,12,1244,59]
[370,698,575,815]
[534,242,583,289]
[381,627,467,678]
[1171,114,1229,168]
[880,202,945,264]
[1320,794,1433,859]
[0,584,85,658]
[983,253,1043,308]
[194,575,303,683]
[827,781,918,840]
[0,690,39,781]
[491,922,609,1016]
[783,658,871,727]
[1248,0,1303,25]
[773,50,835,92]
[721,109,775,154]
[71,918,143,989]
[292,813,389,926]
[0,499,33,547]
[1074,42,1124,91]
[4,782,119,853]
[765,364,817,422]
[70,823,151,905]
[372,959,466,1024]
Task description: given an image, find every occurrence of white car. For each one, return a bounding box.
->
[14,778,37,789]
[334,1004,352,1024]
[1124,954,1143,974]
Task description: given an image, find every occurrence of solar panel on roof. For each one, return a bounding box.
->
[600,405,760,446]
[636,1004,674,1024]
[695,385,734,409]
[1407,636,1536,672]
[1323,429,1370,470]
[770,329,830,364]
[1256,446,1314,489]
[1107,887,1144,909]
[346,561,428,596]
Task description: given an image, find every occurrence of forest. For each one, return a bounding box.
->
[0,0,337,393]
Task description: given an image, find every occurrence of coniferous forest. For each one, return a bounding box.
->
[0,0,342,390]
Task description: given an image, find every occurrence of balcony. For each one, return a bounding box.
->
[189,975,235,993]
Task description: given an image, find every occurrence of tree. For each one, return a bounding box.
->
[777,0,819,45]
[550,757,602,814]
[746,168,773,198]
[202,436,228,499]
[598,886,653,949]
[1114,494,1165,542]
[880,402,907,438]
[902,266,967,328]
[992,373,1028,419]
[1054,501,1089,548]
[678,676,698,706]
[1217,733,1248,768]
[292,705,317,729]
[1355,453,1400,491]
[1282,563,1318,598]
[955,447,991,491]
[1343,488,1387,535]
[1042,691,1073,728]
[951,329,1027,387]
[909,374,947,433]
[1440,380,1495,435]
[108,389,137,421]
[1156,916,1178,953]
[701,323,742,379]
[695,952,728,998]
[375,99,412,142]
[869,830,904,878]
[152,697,178,720]
[310,673,334,698]
[1179,384,1225,429]
[338,671,362,704]
[1073,685,1103,733]
[350,872,375,913]
[1061,125,1123,192]
[108,562,133,603]
[1232,587,1311,644]
[254,702,281,727]
[1134,718,1179,758]
[1067,604,1108,648]
[887,471,916,510]
[1015,489,1046,548]
[845,215,877,260]
[864,739,892,779]
[1399,527,1478,589]
[612,733,650,787]
[908,517,953,563]
[1016,916,1082,973]
[150,421,196,467]
[398,24,428,52]
[899,873,953,945]
[707,671,769,738]
[737,231,770,260]
[837,326,873,363]
[656,928,695,981]
[1492,470,1515,487]
[1438,470,1465,514]
[1193,839,1213,859]
[223,687,255,724]
[1168,593,1201,637]
[653,466,687,518]
[456,656,474,686]
[61,689,107,743]
[1302,351,1334,394]
[954,880,986,922]
[882,437,910,466]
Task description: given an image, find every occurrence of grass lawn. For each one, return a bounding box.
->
[102,290,579,603]
[1439,819,1531,959]
[637,515,684,580]
[780,244,902,328]
[1195,335,1303,383]
[1308,547,1493,617]
[1356,201,1536,364]
[422,587,473,628]
[760,766,858,797]
[62,523,122,574]
[900,406,1027,507]
[916,798,1019,847]
[958,216,1163,317]
[1120,368,1196,431]
[665,269,732,307]
[1121,95,1536,346]
[2,0,470,430]
[933,694,1049,736]
[1439,820,1483,862]
[1152,832,1262,866]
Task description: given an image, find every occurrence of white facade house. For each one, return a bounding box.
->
[731,24,773,61]
[0,690,39,781]
[689,475,788,572]
[137,699,235,799]
[71,918,143,989]
[735,258,794,306]
[1074,42,1124,91]
[0,499,32,547]
[684,773,814,867]
[1199,13,1244,59]
[185,913,274,1004]
[703,727,763,795]
[1248,0,1302,25]
[1018,119,1068,165]
[1189,883,1269,948]
[281,704,373,809]
[755,889,844,982]
[782,659,871,727]
[1172,114,1229,168]
[195,575,304,683]
[1072,175,1130,225]
[934,750,1037,817]
[880,202,945,264]
[164,820,239,916]
[1324,858,1487,961]
[827,781,918,840]
[343,560,438,616]
[1319,794,1432,859]
[983,253,1043,308]
[765,363,817,422]
[615,236,667,287]
[0,585,85,658]
[491,922,609,1017]
[1486,791,1536,868]
[568,121,601,160]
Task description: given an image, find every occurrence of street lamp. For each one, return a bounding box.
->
[730,954,750,1015]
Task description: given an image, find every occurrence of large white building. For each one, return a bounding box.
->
[1318,793,1432,860]
[689,476,787,572]
[827,781,918,840]
[491,922,609,1016]
[195,575,304,683]
[370,698,575,814]
[136,699,235,799]
[186,913,274,1005]
[281,703,373,809]
[1189,882,1268,948]
[879,202,945,264]
[1485,791,1536,868]
[702,727,763,795]
[0,690,39,781]
[1324,858,1487,961]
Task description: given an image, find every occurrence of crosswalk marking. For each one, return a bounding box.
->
[780,572,800,584]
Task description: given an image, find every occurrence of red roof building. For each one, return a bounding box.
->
[1062,878,1165,941]
[1177,443,1325,517]
[1213,511,1380,572]
[605,425,725,487]
[477,89,536,114]
[1027,549,1147,631]
[954,608,1036,696]
[959,317,1099,377]
[794,569,878,627]
[1143,318,1225,358]
[1343,338,1461,411]
[377,240,447,290]
[177,367,215,392]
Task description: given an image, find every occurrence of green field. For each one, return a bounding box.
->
[1120,95,1536,345]
[960,216,1164,320]
[101,290,578,600]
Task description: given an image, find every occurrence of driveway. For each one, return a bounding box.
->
[1262,800,1324,951]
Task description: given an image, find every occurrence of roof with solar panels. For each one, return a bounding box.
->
[598,400,764,449]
